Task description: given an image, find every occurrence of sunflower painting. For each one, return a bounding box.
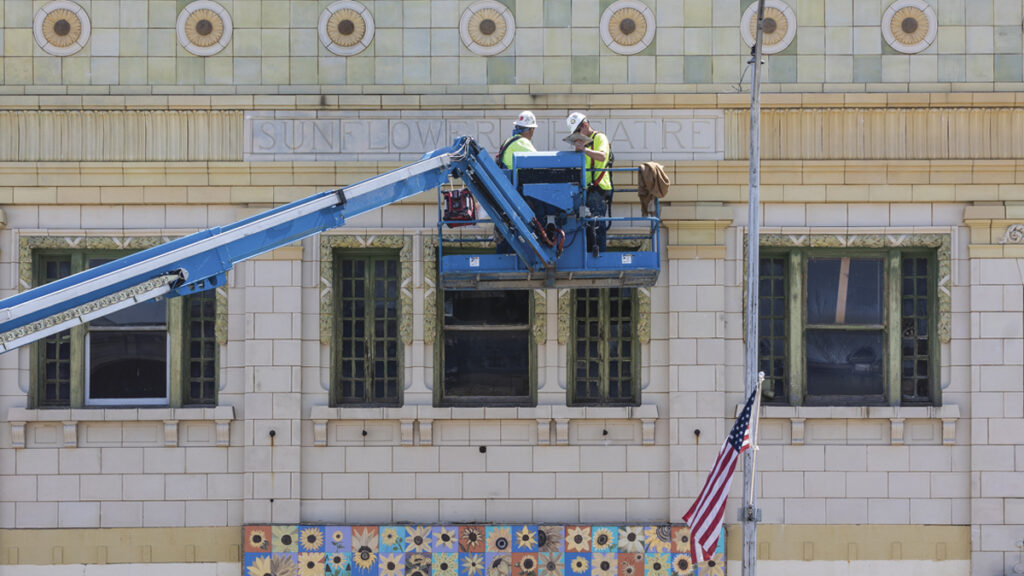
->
[644,528,671,554]
[514,526,538,551]
[248,554,296,576]
[513,553,538,576]
[486,526,513,553]
[566,554,590,576]
[433,552,458,576]
[617,553,643,576]
[591,553,617,576]
[565,527,591,553]
[618,528,645,554]
[407,552,433,576]
[537,526,563,553]
[644,554,669,576]
[326,552,352,576]
[245,526,271,553]
[327,526,352,553]
[460,526,485,553]
[298,552,326,576]
[669,528,690,554]
[380,527,406,553]
[273,525,299,553]
[696,553,723,576]
[407,526,433,553]
[379,553,405,576]
[462,553,485,576]
[433,527,458,552]
[591,528,617,553]
[670,553,692,576]
[240,524,724,576]
[246,554,273,576]
[487,554,512,576]
[538,552,564,576]
[300,527,325,552]
[352,526,379,573]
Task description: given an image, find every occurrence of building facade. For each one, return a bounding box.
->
[1,0,1022,574]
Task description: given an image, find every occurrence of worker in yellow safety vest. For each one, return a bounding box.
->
[496,111,538,170]
[567,111,613,256]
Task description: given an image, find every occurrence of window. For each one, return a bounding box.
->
[331,252,401,406]
[569,288,640,406]
[437,290,534,406]
[759,249,937,406]
[33,250,218,408]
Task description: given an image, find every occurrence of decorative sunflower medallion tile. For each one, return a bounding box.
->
[243,526,724,576]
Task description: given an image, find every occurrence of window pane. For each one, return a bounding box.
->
[185,290,217,405]
[901,256,931,403]
[336,254,400,405]
[88,332,167,400]
[758,256,787,402]
[443,330,530,399]
[38,256,73,406]
[805,329,884,398]
[807,258,883,325]
[444,290,529,325]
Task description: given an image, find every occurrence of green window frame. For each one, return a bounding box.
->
[331,250,402,406]
[759,248,939,406]
[435,288,536,407]
[569,288,641,406]
[31,250,218,408]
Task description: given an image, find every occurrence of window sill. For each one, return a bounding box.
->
[309,404,659,447]
[744,404,959,445]
[7,406,235,449]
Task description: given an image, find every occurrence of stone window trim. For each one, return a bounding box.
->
[735,403,959,446]
[320,234,414,346]
[7,405,234,449]
[310,404,658,447]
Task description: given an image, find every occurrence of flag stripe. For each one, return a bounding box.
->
[682,388,758,565]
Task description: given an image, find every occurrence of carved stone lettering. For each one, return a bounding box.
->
[245,110,725,161]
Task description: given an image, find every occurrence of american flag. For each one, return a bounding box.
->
[682,387,757,564]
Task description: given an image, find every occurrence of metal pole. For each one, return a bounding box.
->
[742,2,767,576]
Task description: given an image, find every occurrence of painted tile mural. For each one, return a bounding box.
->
[243,525,725,576]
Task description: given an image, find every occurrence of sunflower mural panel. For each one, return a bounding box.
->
[241,525,725,576]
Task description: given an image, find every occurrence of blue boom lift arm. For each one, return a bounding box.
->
[0,136,660,354]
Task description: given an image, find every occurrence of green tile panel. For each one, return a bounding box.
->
[0,0,1019,92]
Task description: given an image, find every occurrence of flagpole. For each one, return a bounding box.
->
[742,1,767,576]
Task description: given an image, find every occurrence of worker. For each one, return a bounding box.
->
[496,110,538,170]
[567,112,613,256]
[494,111,539,253]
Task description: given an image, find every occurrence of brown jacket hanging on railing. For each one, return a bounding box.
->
[637,161,670,217]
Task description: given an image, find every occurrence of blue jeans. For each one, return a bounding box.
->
[586,186,609,252]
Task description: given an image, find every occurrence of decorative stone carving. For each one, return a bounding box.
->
[600,0,657,56]
[999,224,1024,244]
[176,1,232,56]
[460,1,515,56]
[741,0,797,55]
[881,0,937,54]
[319,1,374,56]
[533,289,547,345]
[319,235,414,346]
[34,1,91,57]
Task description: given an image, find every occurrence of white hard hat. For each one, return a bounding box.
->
[566,112,587,134]
[514,110,537,128]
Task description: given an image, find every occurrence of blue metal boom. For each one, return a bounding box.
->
[0,136,659,353]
